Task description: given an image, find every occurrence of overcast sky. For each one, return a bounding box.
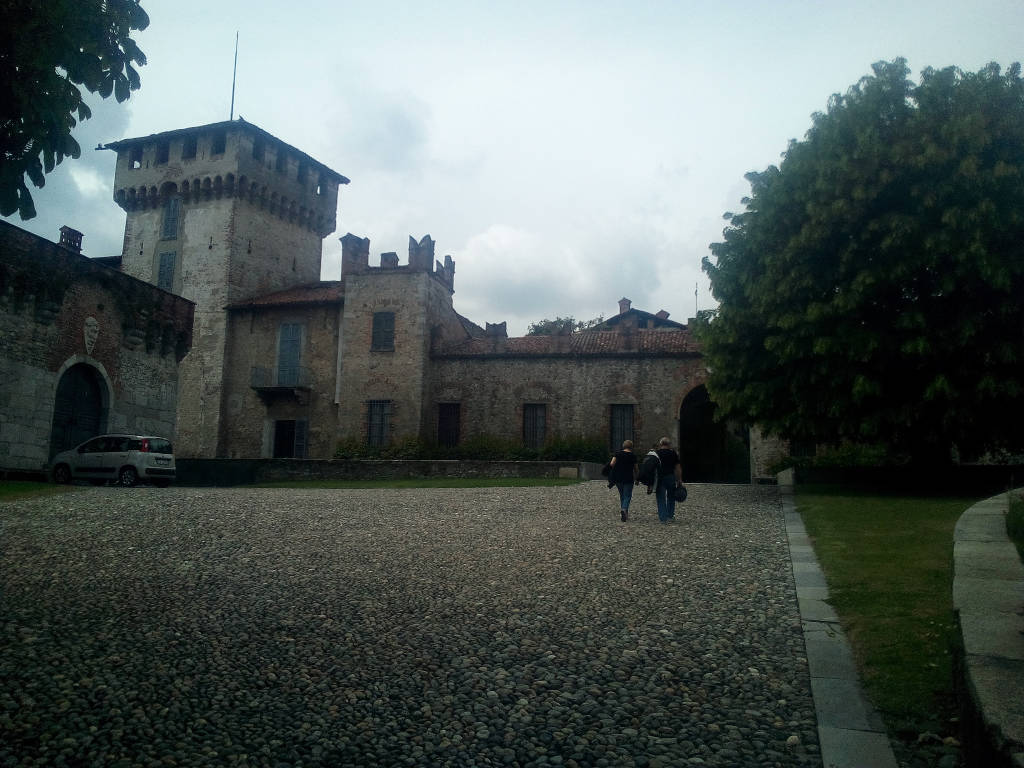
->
[6,0,1021,335]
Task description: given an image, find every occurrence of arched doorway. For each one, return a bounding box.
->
[49,363,108,458]
[678,385,750,483]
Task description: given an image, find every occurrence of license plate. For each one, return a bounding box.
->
[156,458,170,465]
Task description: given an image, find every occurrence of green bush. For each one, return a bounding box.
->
[768,442,909,474]
[539,434,608,463]
[334,433,606,462]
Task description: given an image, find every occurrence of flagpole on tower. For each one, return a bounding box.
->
[230,31,239,120]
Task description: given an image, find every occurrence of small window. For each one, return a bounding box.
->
[438,403,461,448]
[211,130,226,155]
[253,138,265,162]
[156,141,169,164]
[316,173,328,196]
[297,162,309,183]
[161,196,180,240]
[130,146,143,169]
[275,149,287,173]
[523,404,547,450]
[371,312,395,351]
[157,252,176,291]
[182,135,197,160]
[366,400,392,447]
[273,420,307,458]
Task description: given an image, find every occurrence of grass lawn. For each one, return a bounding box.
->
[254,477,582,489]
[0,481,76,501]
[796,486,979,739]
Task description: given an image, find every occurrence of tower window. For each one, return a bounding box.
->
[211,130,226,155]
[161,197,180,240]
[371,312,395,351]
[275,150,288,173]
[156,141,169,165]
[252,139,265,162]
[157,251,176,291]
[130,146,143,169]
[182,135,197,160]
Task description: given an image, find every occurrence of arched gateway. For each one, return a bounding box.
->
[49,363,108,458]
[677,385,750,483]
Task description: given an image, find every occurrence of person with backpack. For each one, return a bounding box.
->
[654,436,683,524]
[637,445,661,496]
[608,439,639,522]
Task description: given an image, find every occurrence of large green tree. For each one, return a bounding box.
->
[0,0,149,219]
[700,59,1024,463]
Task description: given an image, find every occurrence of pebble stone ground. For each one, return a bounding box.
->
[1,482,822,768]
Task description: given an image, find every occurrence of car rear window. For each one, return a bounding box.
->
[148,439,173,454]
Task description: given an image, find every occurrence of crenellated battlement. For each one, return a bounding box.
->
[340,232,455,293]
[104,120,348,238]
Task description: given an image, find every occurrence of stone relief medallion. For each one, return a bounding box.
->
[84,317,99,354]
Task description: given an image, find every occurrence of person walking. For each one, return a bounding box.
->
[654,436,683,524]
[608,439,639,522]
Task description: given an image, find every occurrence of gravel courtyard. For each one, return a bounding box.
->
[1,482,821,768]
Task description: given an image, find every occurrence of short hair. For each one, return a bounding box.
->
[622,439,633,449]
[658,437,671,446]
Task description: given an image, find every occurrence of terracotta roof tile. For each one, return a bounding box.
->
[228,281,343,309]
[435,329,700,357]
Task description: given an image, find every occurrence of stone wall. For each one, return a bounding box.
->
[222,301,343,458]
[0,221,194,473]
[430,354,708,452]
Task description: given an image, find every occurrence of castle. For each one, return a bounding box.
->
[1,119,775,481]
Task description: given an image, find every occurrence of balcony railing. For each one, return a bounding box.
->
[251,366,311,390]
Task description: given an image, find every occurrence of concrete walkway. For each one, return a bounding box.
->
[780,488,899,768]
[952,491,1024,766]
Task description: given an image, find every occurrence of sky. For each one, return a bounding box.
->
[6,0,1022,335]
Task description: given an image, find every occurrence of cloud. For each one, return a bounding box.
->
[2,94,129,257]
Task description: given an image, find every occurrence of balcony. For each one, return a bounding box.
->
[251,366,311,403]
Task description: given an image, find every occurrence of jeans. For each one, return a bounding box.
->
[655,475,676,522]
[616,481,634,512]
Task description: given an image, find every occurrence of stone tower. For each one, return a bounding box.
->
[104,120,348,456]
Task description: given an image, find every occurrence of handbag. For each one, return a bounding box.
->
[674,484,688,502]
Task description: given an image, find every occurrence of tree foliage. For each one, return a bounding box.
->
[526,315,604,335]
[0,0,149,219]
[699,59,1024,462]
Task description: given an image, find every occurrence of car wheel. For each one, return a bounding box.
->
[53,464,72,485]
[118,466,138,487]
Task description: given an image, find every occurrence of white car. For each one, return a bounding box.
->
[50,434,176,487]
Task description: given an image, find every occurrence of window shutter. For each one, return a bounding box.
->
[294,420,308,458]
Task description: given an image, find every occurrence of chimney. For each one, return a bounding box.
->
[618,297,631,315]
[485,321,507,338]
[655,310,670,320]
[59,225,83,254]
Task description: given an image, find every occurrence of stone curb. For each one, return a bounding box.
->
[780,487,899,768]
[953,491,1024,766]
